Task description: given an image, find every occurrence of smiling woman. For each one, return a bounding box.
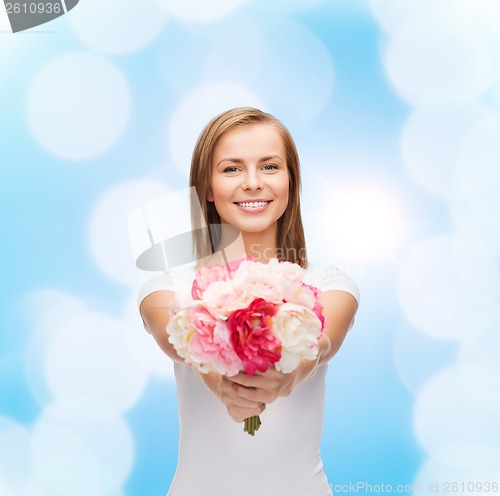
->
[137,108,360,496]
[209,124,290,244]
[189,108,306,268]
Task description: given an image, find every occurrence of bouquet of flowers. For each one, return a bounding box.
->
[166,256,325,435]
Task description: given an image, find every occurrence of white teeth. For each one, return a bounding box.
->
[238,201,269,208]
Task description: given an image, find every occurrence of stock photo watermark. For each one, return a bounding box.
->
[2,0,79,33]
[330,481,499,494]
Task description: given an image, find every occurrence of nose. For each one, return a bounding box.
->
[242,168,263,190]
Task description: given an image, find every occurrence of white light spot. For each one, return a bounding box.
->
[454,114,500,237]
[45,308,149,414]
[23,290,87,406]
[454,208,500,259]
[69,0,169,54]
[369,0,473,34]
[401,103,495,197]
[31,408,133,496]
[203,18,264,89]
[468,0,500,78]
[457,314,500,414]
[167,83,266,176]
[88,180,168,286]
[384,11,493,104]
[157,0,247,23]
[413,367,500,454]
[253,18,335,125]
[415,444,500,488]
[393,324,455,396]
[26,52,131,160]
[249,0,327,14]
[0,417,32,495]
[304,174,407,265]
[397,234,498,341]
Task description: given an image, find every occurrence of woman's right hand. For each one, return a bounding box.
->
[194,370,266,423]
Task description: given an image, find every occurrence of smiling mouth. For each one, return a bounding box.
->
[235,201,271,208]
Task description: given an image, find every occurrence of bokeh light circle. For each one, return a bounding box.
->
[31,407,134,496]
[303,171,407,265]
[69,0,169,54]
[23,290,87,407]
[254,17,335,125]
[157,0,247,23]
[0,417,32,495]
[88,180,169,286]
[392,324,455,396]
[397,234,498,341]
[369,0,473,34]
[401,103,495,197]
[384,11,493,103]
[26,52,131,160]
[454,208,500,260]
[454,114,500,235]
[413,367,500,454]
[457,314,500,414]
[415,443,500,488]
[45,308,149,414]
[249,0,327,14]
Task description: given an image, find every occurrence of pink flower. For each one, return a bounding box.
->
[201,278,256,318]
[227,254,254,272]
[312,300,325,331]
[211,321,244,376]
[227,298,281,375]
[173,305,242,375]
[191,263,230,300]
[191,256,255,300]
[187,306,220,364]
[282,283,317,310]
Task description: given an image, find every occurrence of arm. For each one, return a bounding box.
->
[228,289,359,402]
[139,290,184,363]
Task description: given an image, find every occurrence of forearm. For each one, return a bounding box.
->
[140,290,185,364]
[316,328,347,367]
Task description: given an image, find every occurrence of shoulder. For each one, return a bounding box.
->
[137,264,196,308]
[303,262,360,304]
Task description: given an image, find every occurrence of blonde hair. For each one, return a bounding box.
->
[189,107,308,268]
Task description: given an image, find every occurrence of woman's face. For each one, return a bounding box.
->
[208,124,289,237]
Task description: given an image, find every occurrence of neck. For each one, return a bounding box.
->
[205,224,279,266]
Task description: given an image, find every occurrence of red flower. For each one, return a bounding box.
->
[227,298,281,375]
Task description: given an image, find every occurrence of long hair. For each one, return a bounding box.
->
[189,107,308,268]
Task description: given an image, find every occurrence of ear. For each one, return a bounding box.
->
[207,189,214,202]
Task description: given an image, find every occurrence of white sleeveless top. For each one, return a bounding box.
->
[138,263,360,496]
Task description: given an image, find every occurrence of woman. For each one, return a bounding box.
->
[138,108,359,496]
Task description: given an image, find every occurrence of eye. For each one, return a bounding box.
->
[223,166,239,173]
[262,164,278,171]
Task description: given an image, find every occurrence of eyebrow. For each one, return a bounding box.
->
[216,155,284,167]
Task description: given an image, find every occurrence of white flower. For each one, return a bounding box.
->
[271,303,322,373]
[166,310,195,362]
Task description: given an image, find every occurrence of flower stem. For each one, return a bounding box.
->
[244,415,262,436]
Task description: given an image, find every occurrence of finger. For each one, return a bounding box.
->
[226,372,259,387]
[231,382,275,404]
[219,382,265,408]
